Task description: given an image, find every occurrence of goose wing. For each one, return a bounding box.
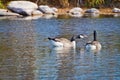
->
[48,37,72,47]
[48,37,70,43]
[58,38,71,43]
[92,41,102,50]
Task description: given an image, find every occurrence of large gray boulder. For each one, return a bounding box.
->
[38,5,56,14]
[68,7,83,17]
[112,8,120,13]
[7,1,38,16]
[85,8,100,14]
[0,9,19,16]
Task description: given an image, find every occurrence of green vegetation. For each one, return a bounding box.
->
[85,0,105,7]
[0,0,5,8]
[0,0,120,8]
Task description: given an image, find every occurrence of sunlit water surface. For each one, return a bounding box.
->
[0,16,120,80]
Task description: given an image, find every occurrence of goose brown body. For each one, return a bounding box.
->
[48,34,87,48]
[86,30,102,51]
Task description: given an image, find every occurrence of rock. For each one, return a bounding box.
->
[51,7,58,12]
[69,12,83,17]
[31,10,43,16]
[112,8,120,13]
[22,15,43,20]
[42,14,58,19]
[113,13,120,17]
[0,9,20,16]
[85,13,100,18]
[85,8,100,14]
[38,5,56,14]
[69,7,83,13]
[68,7,83,17]
[7,1,38,16]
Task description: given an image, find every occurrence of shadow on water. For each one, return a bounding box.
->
[0,14,120,80]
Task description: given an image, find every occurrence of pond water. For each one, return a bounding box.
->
[0,15,120,80]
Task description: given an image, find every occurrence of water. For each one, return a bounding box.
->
[0,15,120,80]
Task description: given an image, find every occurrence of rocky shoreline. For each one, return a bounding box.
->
[58,8,120,15]
[0,1,120,19]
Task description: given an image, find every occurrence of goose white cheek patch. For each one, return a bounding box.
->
[80,35,84,38]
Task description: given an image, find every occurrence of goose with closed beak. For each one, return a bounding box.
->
[86,30,102,51]
[48,34,87,48]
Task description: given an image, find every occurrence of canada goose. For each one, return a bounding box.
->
[86,30,102,51]
[48,34,87,48]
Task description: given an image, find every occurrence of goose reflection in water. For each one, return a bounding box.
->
[49,45,76,80]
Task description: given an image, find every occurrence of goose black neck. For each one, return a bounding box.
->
[70,35,76,42]
[93,30,97,41]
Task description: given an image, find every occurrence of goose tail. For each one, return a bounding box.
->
[48,37,54,40]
